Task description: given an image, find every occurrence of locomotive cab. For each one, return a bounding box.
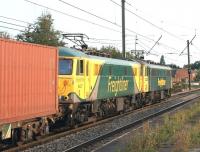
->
[140,64,149,93]
[58,47,91,102]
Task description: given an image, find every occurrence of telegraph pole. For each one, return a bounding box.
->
[187,40,191,90]
[179,35,196,90]
[122,0,125,58]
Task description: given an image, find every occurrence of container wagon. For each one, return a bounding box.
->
[0,38,58,143]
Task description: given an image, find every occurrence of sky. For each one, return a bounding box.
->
[0,0,200,67]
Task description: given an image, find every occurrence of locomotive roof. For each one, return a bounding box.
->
[134,59,171,70]
[59,47,88,57]
[59,47,140,66]
[146,63,171,70]
[90,55,139,66]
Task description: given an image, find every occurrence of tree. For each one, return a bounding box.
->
[193,61,200,69]
[167,64,180,69]
[160,55,165,65]
[184,61,200,70]
[17,12,65,47]
[100,46,122,59]
[126,52,134,59]
[195,70,200,81]
[0,31,10,39]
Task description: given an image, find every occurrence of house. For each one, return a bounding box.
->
[173,68,196,83]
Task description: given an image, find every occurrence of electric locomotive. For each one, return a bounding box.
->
[58,47,172,124]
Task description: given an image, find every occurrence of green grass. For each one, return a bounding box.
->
[123,101,200,152]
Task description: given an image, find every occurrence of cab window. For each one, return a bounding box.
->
[77,60,84,75]
[59,59,73,75]
[151,69,158,76]
[146,68,148,76]
[140,67,143,76]
[94,64,100,75]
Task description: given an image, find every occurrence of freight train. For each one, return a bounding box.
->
[0,38,172,146]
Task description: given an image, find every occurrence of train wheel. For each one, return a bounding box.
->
[20,129,27,143]
[43,124,50,135]
[20,127,33,143]
[69,113,75,127]
[11,129,20,146]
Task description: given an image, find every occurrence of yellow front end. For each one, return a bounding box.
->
[141,65,149,93]
[59,76,74,99]
[133,64,149,93]
[58,56,103,101]
[58,57,75,100]
[133,64,141,92]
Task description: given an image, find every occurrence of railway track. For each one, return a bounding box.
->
[64,92,200,152]
[4,89,200,152]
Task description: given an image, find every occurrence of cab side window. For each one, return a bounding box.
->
[77,60,84,75]
[145,68,148,76]
[140,66,143,76]
[151,69,156,76]
[86,61,89,76]
[94,64,100,76]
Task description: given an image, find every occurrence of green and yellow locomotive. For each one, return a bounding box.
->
[58,47,172,124]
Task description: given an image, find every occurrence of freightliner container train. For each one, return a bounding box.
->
[0,38,172,146]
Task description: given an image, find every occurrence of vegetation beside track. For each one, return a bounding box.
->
[123,100,200,152]
[172,82,200,93]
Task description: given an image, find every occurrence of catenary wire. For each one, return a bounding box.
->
[25,0,163,43]
[0,15,32,24]
[0,20,28,28]
[0,25,25,32]
[109,0,185,41]
[24,0,123,33]
[58,0,158,42]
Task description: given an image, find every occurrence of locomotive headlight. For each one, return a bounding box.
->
[64,96,69,100]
